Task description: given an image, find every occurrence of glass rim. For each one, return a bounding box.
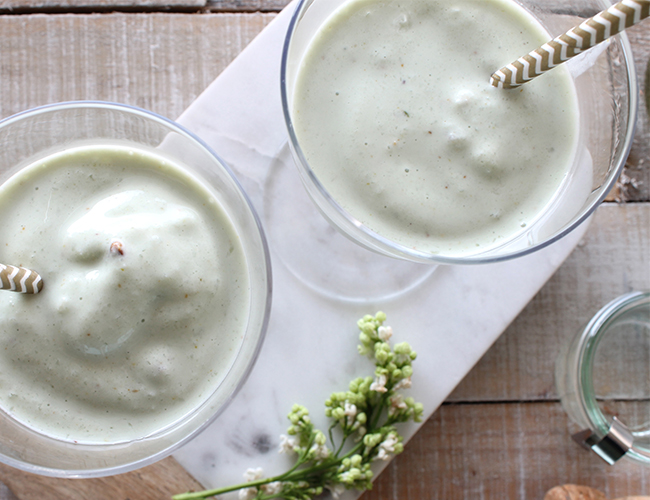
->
[280,0,639,265]
[576,291,650,464]
[0,100,273,477]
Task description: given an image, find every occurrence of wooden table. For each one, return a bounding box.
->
[0,1,648,498]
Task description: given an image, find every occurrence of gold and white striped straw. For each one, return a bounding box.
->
[0,264,44,294]
[491,0,649,89]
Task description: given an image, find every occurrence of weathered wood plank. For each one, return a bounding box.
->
[0,13,275,121]
[361,401,650,500]
[448,202,650,403]
[0,0,205,11]
[207,0,288,11]
[611,24,650,203]
[0,0,291,10]
[0,457,203,500]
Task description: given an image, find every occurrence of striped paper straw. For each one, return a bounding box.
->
[0,264,44,294]
[491,0,649,89]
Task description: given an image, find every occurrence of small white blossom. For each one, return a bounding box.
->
[377,325,393,341]
[243,467,264,482]
[238,487,257,500]
[370,374,388,393]
[343,402,357,417]
[338,471,353,484]
[344,402,357,426]
[262,482,283,495]
[375,433,399,461]
[393,376,412,390]
[309,442,330,461]
[278,434,299,454]
[388,394,407,417]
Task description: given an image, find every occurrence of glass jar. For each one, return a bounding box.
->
[556,291,650,465]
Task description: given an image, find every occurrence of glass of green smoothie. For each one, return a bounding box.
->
[0,101,271,476]
[281,0,637,265]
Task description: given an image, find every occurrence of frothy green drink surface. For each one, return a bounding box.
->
[0,145,249,443]
[292,0,580,256]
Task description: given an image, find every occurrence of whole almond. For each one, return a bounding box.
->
[544,485,608,500]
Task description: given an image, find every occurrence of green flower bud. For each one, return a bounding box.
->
[361,323,375,335]
[414,402,424,422]
[394,342,411,354]
[315,431,326,445]
[375,342,390,353]
[363,432,382,448]
[374,350,389,364]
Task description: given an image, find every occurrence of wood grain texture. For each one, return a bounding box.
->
[1,0,291,10]
[612,24,650,203]
[361,402,650,500]
[0,457,202,500]
[207,0,288,11]
[0,12,275,121]
[0,484,17,500]
[0,0,205,11]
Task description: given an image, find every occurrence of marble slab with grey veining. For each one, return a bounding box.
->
[172,3,588,498]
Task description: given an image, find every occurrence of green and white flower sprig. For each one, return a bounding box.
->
[173,312,422,500]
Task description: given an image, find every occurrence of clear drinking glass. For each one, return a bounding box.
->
[0,102,272,477]
[281,0,638,265]
[555,291,650,465]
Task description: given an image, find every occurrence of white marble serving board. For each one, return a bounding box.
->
[172,2,588,497]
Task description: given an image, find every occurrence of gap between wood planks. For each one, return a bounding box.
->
[0,0,288,15]
[443,397,650,406]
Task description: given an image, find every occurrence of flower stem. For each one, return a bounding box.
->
[283,441,365,483]
[368,393,389,430]
[172,475,277,500]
